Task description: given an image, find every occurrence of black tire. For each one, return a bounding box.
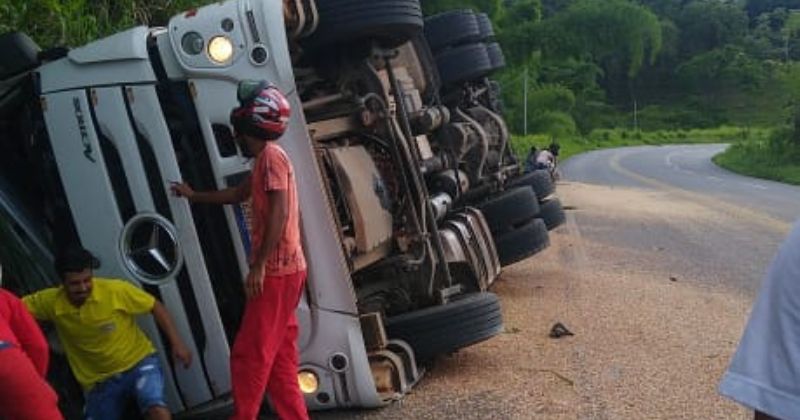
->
[495,218,550,266]
[304,0,423,49]
[486,42,506,71]
[476,13,495,40]
[385,292,503,361]
[508,170,555,201]
[0,32,39,80]
[477,186,540,235]
[539,198,566,230]
[435,43,493,86]
[424,9,481,52]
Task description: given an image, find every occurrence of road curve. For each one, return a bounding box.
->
[560,144,800,294]
[561,144,800,226]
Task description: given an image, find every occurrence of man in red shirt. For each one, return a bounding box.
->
[0,262,63,419]
[172,80,308,420]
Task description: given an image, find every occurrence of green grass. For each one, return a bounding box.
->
[511,126,772,161]
[714,132,800,185]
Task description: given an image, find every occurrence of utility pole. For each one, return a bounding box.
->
[633,99,639,132]
[523,66,528,136]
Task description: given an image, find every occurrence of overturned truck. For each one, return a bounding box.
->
[0,0,562,416]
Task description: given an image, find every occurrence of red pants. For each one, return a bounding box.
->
[0,346,63,420]
[230,270,309,420]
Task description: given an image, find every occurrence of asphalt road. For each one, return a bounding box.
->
[561,144,800,294]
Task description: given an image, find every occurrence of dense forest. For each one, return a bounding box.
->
[4,0,800,171]
[423,0,800,135]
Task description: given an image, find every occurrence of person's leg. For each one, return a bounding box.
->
[230,281,292,420]
[265,271,309,420]
[84,375,125,420]
[129,354,171,420]
[266,318,309,420]
[0,347,63,420]
[145,406,171,420]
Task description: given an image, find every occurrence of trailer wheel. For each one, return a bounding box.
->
[486,42,506,71]
[424,10,481,52]
[539,198,566,230]
[508,170,555,201]
[476,186,540,235]
[495,218,550,266]
[435,43,493,86]
[385,292,503,361]
[305,0,423,49]
[476,13,495,41]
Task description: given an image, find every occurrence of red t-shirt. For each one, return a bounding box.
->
[0,288,49,376]
[249,143,306,276]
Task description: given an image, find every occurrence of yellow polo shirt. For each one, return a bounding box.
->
[23,278,156,390]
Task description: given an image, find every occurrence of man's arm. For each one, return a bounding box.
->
[170,176,251,204]
[245,189,288,298]
[151,301,192,368]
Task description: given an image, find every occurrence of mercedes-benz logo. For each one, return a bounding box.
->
[120,213,183,285]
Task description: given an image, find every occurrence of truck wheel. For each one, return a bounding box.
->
[435,43,493,86]
[305,0,423,49]
[476,186,540,235]
[539,198,566,230]
[476,13,495,41]
[495,218,550,266]
[508,170,554,201]
[385,292,503,361]
[486,42,506,71]
[424,10,481,53]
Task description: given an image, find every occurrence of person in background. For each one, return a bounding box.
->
[548,142,561,165]
[535,146,555,171]
[171,80,309,420]
[0,260,63,420]
[524,146,539,173]
[719,221,800,420]
[23,247,192,420]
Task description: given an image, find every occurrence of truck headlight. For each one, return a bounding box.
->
[208,36,234,64]
[297,370,319,394]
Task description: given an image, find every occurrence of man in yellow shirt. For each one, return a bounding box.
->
[24,247,191,420]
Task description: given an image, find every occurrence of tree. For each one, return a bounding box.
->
[746,0,800,19]
[675,1,749,59]
[536,0,662,78]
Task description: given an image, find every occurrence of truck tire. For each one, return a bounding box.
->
[305,0,423,49]
[508,170,554,201]
[0,32,39,80]
[539,198,566,230]
[486,42,506,71]
[424,10,481,53]
[385,292,503,361]
[435,43,493,86]
[476,13,495,41]
[476,186,540,235]
[495,218,550,266]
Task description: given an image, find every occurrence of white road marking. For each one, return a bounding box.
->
[707,176,723,182]
[665,150,696,175]
[742,182,768,190]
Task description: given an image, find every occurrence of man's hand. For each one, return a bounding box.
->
[245,265,265,299]
[170,182,195,200]
[172,341,192,369]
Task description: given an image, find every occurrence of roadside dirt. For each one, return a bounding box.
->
[318,182,755,419]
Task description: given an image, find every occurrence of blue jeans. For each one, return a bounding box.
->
[84,354,167,420]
